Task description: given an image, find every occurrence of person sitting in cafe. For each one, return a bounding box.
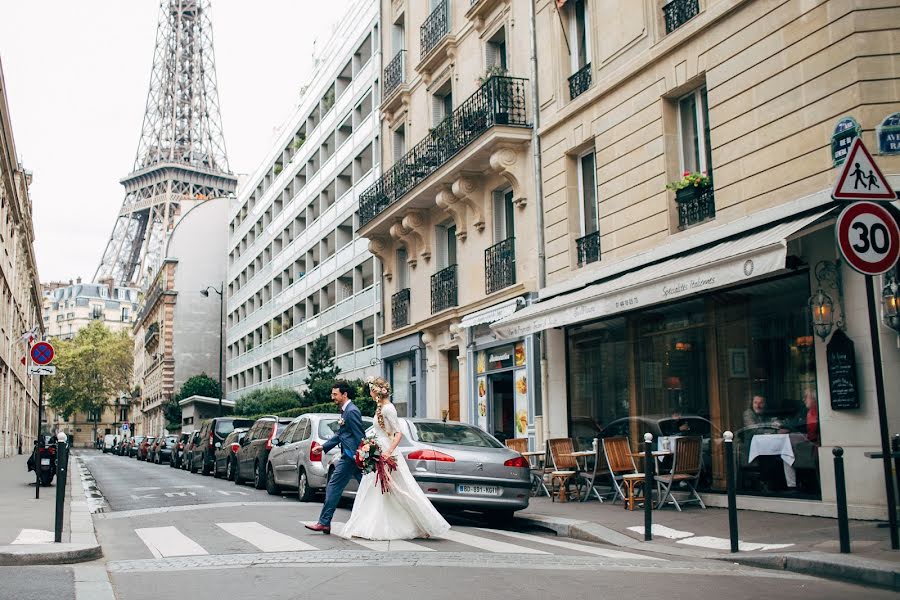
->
[802,387,819,445]
[742,394,787,432]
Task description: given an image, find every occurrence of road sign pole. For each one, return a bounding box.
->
[35,373,42,500]
[865,273,899,549]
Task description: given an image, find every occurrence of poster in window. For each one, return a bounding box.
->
[514,370,528,437]
[477,376,488,430]
[728,348,748,378]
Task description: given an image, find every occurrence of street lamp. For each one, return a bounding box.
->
[201,283,225,417]
[882,275,900,333]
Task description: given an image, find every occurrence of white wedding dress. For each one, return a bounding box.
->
[339,402,450,540]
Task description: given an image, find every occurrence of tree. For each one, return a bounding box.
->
[163,398,182,430]
[176,373,221,401]
[45,322,133,433]
[234,388,302,416]
[304,335,340,386]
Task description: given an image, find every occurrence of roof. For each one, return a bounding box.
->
[178,395,235,408]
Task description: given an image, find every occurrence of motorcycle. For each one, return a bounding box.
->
[26,436,57,486]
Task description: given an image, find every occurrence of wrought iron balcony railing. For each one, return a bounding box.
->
[568,63,592,100]
[421,0,450,58]
[663,0,700,34]
[431,264,458,314]
[392,288,410,329]
[576,231,601,266]
[485,237,516,294]
[384,50,406,99]
[676,184,715,229]
[359,76,529,226]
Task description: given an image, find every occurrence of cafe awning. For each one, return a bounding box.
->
[459,297,525,329]
[492,209,834,339]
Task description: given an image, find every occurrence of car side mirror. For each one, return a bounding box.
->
[215,442,221,449]
[272,438,280,447]
[240,437,249,446]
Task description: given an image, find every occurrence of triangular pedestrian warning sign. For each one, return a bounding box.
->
[832,138,896,201]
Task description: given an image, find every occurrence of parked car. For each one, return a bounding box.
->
[128,436,145,458]
[191,417,254,475]
[213,428,248,480]
[330,418,531,520]
[102,434,116,453]
[267,414,373,501]
[170,431,192,468]
[234,416,293,490]
[138,436,156,461]
[152,435,178,464]
[182,430,201,471]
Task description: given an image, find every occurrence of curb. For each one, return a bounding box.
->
[517,514,900,590]
[0,543,103,566]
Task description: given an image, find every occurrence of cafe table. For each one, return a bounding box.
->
[521,450,549,497]
[627,451,672,509]
[748,433,798,488]
[560,450,595,471]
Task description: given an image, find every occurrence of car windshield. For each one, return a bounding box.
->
[166,436,178,443]
[409,422,503,448]
[215,421,236,436]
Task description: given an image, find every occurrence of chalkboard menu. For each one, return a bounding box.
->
[827,330,859,410]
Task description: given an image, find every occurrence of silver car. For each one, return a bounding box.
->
[329,418,531,519]
[266,413,373,501]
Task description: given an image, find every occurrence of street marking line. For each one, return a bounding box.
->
[135,526,207,558]
[440,529,548,554]
[626,525,693,540]
[478,528,664,561]
[11,529,53,544]
[218,522,317,552]
[676,536,794,551]
[325,522,434,552]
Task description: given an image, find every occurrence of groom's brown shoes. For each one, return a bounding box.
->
[305,523,331,534]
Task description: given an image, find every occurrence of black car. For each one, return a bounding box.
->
[190,417,254,475]
[214,428,248,480]
[153,435,179,464]
[234,416,293,490]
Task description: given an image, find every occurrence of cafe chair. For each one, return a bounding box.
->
[581,438,613,502]
[547,438,582,502]
[505,438,550,497]
[602,437,646,510]
[655,435,705,511]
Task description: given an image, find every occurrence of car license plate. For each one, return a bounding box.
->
[457,484,499,496]
[40,458,50,466]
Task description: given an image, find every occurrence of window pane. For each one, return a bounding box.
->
[390,358,411,417]
[575,0,588,68]
[701,87,712,176]
[580,152,597,233]
[447,226,457,265]
[679,94,700,173]
[504,191,515,239]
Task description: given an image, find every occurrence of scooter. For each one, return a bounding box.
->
[26,437,57,486]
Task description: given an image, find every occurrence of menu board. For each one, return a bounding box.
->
[826,330,859,410]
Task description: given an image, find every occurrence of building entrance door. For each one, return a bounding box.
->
[489,371,514,443]
[448,349,459,421]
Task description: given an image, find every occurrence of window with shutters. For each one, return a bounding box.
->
[568,0,590,72]
[392,125,406,164]
[396,247,409,289]
[486,27,507,72]
[486,189,516,293]
[392,17,405,55]
[575,149,600,266]
[431,81,453,126]
[492,189,515,243]
[677,86,713,177]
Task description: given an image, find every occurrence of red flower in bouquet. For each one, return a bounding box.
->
[355,436,399,494]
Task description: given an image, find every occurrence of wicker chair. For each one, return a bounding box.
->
[602,437,646,510]
[655,436,706,511]
[547,438,582,502]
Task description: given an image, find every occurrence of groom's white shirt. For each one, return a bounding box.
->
[339,398,351,412]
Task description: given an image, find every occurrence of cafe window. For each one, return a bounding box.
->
[566,273,820,499]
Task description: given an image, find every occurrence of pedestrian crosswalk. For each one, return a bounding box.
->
[125,521,664,561]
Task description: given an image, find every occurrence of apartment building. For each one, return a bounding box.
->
[225,0,381,399]
[492,0,900,518]
[41,278,139,340]
[359,0,542,434]
[0,58,43,458]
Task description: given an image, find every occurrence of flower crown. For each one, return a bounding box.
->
[365,375,391,398]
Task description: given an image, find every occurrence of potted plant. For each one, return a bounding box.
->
[292,134,305,151]
[666,171,711,204]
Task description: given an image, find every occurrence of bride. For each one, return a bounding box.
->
[338,376,451,540]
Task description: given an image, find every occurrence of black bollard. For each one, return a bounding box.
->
[833,447,850,554]
[724,431,739,553]
[54,439,68,543]
[644,433,653,541]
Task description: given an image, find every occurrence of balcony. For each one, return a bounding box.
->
[466,0,505,26]
[485,237,516,294]
[663,0,700,34]
[392,288,410,329]
[568,63,592,101]
[421,0,450,59]
[576,231,601,266]
[144,322,160,349]
[431,265,458,314]
[359,76,529,227]
[676,184,716,229]
[383,50,407,103]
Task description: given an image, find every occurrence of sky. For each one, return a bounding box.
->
[0,0,355,283]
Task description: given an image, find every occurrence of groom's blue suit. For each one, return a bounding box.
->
[318,400,366,528]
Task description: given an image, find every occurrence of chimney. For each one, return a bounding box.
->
[76,277,82,284]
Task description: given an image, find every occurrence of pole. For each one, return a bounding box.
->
[54,437,68,543]
[218,282,224,417]
[833,447,851,553]
[724,431,739,553]
[35,374,42,500]
[644,432,653,541]
[865,274,899,549]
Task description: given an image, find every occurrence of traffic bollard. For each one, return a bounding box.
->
[54,435,68,543]
[833,447,850,554]
[644,433,653,541]
[724,431,739,553]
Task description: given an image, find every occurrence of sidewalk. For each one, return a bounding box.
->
[0,449,101,565]
[518,495,900,590]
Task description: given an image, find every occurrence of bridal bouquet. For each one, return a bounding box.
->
[355,436,398,494]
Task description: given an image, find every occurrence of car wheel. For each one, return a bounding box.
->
[298,470,315,502]
[265,465,279,496]
[189,456,198,474]
[226,458,234,481]
[253,462,265,490]
[201,454,212,476]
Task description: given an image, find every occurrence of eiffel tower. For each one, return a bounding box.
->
[95,0,237,287]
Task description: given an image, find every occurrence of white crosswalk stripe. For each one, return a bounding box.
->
[440,529,548,554]
[135,526,207,558]
[218,522,318,552]
[328,522,434,552]
[11,529,54,545]
[478,528,664,561]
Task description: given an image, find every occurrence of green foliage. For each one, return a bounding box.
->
[304,335,340,386]
[176,373,221,401]
[45,322,133,418]
[163,398,182,427]
[234,387,302,416]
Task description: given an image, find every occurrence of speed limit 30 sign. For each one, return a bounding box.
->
[835,201,900,275]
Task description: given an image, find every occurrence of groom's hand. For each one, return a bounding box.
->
[311,446,323,456]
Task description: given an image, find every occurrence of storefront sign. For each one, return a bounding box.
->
[831,117,861,166]
[514,371,528,437]
[476,376,488,430]
[826,330,859,410]
[477,342,526,373]
[877,113,900,155]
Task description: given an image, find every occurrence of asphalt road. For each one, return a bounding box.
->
[77,450,898,600]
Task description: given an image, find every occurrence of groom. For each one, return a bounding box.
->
[305,380,366,534]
